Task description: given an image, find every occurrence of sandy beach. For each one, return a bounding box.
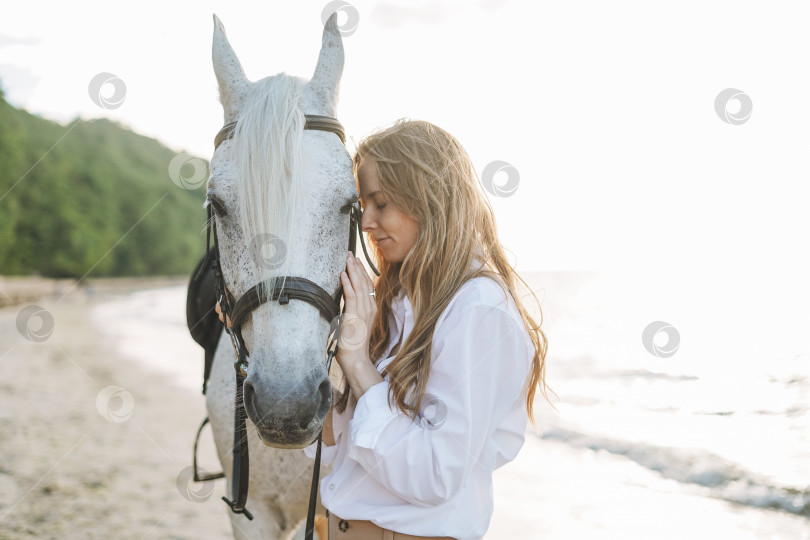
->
[0,278,237,540]
[2,274,809,540]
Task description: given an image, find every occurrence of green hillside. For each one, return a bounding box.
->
[0,86,208,277]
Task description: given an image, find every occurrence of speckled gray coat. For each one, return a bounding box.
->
[206,13,355,540]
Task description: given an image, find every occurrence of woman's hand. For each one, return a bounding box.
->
[338,251,376,363]
[337,251,383,398]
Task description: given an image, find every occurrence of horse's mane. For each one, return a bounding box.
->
[231,74,308,300]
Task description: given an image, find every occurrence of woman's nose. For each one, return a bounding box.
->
[361,208,375,232]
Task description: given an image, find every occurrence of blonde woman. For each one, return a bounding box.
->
[304,118,552,540]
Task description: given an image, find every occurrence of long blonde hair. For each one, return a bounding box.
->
[335,119,554,425]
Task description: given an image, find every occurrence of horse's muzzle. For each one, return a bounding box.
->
[242,372,332,448]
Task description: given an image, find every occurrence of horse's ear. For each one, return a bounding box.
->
[212,14,249,123]
[308,12,344,117]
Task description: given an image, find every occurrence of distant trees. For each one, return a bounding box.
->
[0,90,207,277]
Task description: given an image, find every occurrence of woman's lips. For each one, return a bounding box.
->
[376,237,389,244]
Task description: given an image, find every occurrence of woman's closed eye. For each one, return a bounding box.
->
[360,201,386,211]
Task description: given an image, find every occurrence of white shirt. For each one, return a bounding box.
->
[304,272,533,540]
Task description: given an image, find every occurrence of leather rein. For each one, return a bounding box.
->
[196,114,379,539]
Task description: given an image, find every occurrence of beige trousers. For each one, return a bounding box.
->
[327,512,457,540]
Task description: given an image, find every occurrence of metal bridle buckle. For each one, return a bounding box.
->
[218,291,248,377]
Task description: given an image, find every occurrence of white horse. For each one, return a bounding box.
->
[206,13,353,540]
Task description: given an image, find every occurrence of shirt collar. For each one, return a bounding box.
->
[392,287,412,333]
[381,253,486,364]
[377,287,412,369]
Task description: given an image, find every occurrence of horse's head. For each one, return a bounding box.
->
[208,14,355,448]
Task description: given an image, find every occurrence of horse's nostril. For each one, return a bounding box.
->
[316,378,331,420]
[242,380,255,407]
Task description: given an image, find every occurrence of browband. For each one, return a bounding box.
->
[214,114,346,150]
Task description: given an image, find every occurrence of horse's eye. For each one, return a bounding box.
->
[206,197,228,217]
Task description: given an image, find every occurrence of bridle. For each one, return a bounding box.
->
[197,114,379,539]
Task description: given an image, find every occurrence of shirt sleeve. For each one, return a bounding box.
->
[345,303,531,507]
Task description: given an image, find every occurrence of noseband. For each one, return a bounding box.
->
[200,114,379,535]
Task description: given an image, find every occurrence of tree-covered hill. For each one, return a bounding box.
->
[0,88,209,277]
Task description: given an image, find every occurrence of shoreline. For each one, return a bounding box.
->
[0,275,190,308]
[3,277,809,539]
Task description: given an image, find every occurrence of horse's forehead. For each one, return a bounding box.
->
[208,147,344,202]
[223,75,326,117]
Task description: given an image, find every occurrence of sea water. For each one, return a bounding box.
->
[525,269,810,516]
[90,268,810,539]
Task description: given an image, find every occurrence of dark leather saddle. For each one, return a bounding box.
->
[186,248,228,395]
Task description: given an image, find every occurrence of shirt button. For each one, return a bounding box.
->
[328,483,335,490]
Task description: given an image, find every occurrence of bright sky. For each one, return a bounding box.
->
[2,0,809,273]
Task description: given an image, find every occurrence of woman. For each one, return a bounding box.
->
[304,119,552,540]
